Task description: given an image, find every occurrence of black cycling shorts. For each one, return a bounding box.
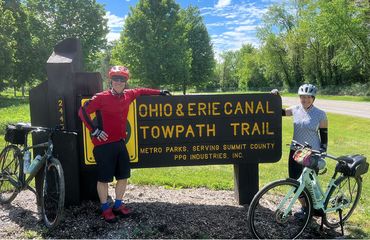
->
[93,140,131,182]
[288,149,303,179]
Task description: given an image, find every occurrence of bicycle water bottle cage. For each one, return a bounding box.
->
[336,155,368,177]
[293,148,319,169]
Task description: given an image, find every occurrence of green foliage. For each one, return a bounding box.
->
[217,0,370,94]
[236,44,271,91]
[112,1,214,92]
[0,0,108,95]
[180,6,215,94]
[218,51,239,91]
[113,0,189,88]
[0,2,16,90]
[26,0,109,71]
[254,0,370,90]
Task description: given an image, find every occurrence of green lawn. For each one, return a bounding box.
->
[0,95,369,238]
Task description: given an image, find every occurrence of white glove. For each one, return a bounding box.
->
[91,129,109,142]
[270,89,280,95]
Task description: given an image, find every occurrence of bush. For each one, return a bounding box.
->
[320,83,370,96]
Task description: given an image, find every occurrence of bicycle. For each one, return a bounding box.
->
[0,123,75,228]
[247,140,369,239]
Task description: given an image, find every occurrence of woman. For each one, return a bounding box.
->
[272,83,328,217]
[272,83,328,179]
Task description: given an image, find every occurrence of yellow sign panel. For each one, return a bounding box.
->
[81,99,138,165]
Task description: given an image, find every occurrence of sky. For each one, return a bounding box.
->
[96,0,280,55]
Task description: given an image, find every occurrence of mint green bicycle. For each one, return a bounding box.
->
[247,140,369,239]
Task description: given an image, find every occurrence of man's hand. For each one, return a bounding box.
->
[91,128,109,142]
[160,90,171,96]
[270,89,280,95]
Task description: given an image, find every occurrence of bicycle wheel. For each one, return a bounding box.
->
[0,145,21,203]
[247,179,313,239]
[40,157,65,228]
[323,176,362,228]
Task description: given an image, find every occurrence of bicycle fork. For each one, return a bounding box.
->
[276,184,306,220]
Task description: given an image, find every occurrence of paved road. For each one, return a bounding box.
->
[282,97,370,119]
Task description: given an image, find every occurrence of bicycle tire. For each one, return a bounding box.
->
[323,175,362,228]
[247,178,313,239]
[0,145,22,204]
[40,157,65,228]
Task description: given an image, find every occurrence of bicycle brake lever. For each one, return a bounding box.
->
[304,142,312,148]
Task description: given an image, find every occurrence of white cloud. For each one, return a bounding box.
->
[215,0,231,8]
[211,32,260,60]
[234,25,257,32]
[206,22,225,27]
[105,11,126,29]
[104,12,126,42]
[107,32,121,42]
[200,2,272,54]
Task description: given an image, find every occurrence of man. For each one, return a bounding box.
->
[79,66,170,223]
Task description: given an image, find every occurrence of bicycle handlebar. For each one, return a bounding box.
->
[290,140,345,163]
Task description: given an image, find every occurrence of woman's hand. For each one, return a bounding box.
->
[270,89,280,95]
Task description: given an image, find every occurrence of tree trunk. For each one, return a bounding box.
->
[13,86,16,97]
[22,85,25,97]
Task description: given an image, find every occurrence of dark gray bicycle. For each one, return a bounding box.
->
[0,123,75,228]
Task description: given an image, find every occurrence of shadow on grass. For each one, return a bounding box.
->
[0,96,29,109]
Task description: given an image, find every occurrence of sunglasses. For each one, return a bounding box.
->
[111,76,127,82]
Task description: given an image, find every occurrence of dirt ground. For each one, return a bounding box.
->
[0,184,349,239]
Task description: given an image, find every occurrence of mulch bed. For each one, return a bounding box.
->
[0,184,346,239]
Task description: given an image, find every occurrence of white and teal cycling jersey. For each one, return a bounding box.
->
[288,105,327,151]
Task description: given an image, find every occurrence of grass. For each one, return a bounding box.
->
[0,94,369,238]
[0,95,30,135]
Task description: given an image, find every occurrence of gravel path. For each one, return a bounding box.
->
[282,97,370,119]
[0,184,347,239]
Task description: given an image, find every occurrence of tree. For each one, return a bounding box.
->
[258,3,304,90]
[180,6,215,93]
[256,0,370,93]
[113,0,190,90]
[219,50,239,91]
[1,0,35,96]
[236,44,269,91]
[26,0,109,71]
[311,0,370,83]
[0,1,16,91]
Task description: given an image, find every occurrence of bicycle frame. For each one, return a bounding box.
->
[278,167,352,218]
[12,130,53,191]
[23,141,52,186]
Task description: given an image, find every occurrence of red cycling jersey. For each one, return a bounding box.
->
[79,88,160,146]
